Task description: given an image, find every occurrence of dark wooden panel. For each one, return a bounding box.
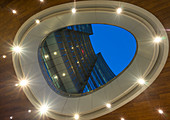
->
[0,0,169,120]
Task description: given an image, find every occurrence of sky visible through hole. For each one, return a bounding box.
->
[90,24,137,75]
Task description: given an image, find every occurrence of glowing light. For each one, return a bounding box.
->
[12,46,22,53]
[158,109,164,114]
[39,104,49,115]
[12,10,17,14]
[10,116,13,119]
[28,110,31,113]
[19,79,28,87]
[15,84,19,86]
[116,8,122,14]
[54,52,57,55]
[40,0,44,2]
[137,78,145,85]
[121,118,125,120]
[2,55,6,58]
[62,73,66,76]
[35,19,40,24]
[71,47,74,49]
[154,36,162,43]
[74,114,79,120]
[106,103,111,108]
[77,61,79,64]
[72,8,76,13]
[54,75,58,79]
[44,55,49,59]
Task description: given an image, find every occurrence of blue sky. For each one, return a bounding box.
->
[90,24,137,75]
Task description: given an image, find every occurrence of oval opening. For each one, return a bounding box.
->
[39,24,137,96]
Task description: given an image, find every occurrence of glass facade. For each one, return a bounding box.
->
[83,53,116,93]
[39,24,116,95]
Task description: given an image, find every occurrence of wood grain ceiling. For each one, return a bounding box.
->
[0,0,169,120]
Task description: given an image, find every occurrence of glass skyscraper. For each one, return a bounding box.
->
[39,24,116,95]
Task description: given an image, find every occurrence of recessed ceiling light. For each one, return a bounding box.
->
[10,116,13,119]
[19,79,28,87]
[158,109,164,114]
[116,8,122,14]
[54,52,57,55]
[54,75,58,79]
[137,78,145,85]
[12,10,17,14]
[40,0,44,2]
[39,104,49,115]
[106,103,111,108]
[12,46,22,53]
[74,114,79,120]
[72,8,76,13]
[121,118,125,120]
[44,54,49,59]
[154,36,162,43]
[28,109,31,113]
[35,19,40,24]
[62,73,66,76]
[2,55,6,58]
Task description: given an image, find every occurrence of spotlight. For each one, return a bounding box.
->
[54,52,57,55]
[137,78,145,85]
[12,46,22,53]
[154,36,162,43]
[39,104,49,115]
[74,114,79,120]
[40,0,44,2]
[12,10,17,14]
[44,55,49,59]
[28,110,31,113]
[62,73,66,76]
[72,8,76,13]
[106,103,111,108]
[19,79,28,87]
[35,19,40,24]
[121,118,125,120]
[2,55,6,58]
[15,84,19,86]
[10,116,13,119]
[158,109,164,114]
[54,75,58,79]
[116,8,122,14]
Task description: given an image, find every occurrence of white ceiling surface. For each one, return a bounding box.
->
[13,1,169,120]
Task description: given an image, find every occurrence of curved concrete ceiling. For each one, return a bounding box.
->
[12,1,168,120]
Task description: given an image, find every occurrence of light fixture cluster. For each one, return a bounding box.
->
[9,3,166,120]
